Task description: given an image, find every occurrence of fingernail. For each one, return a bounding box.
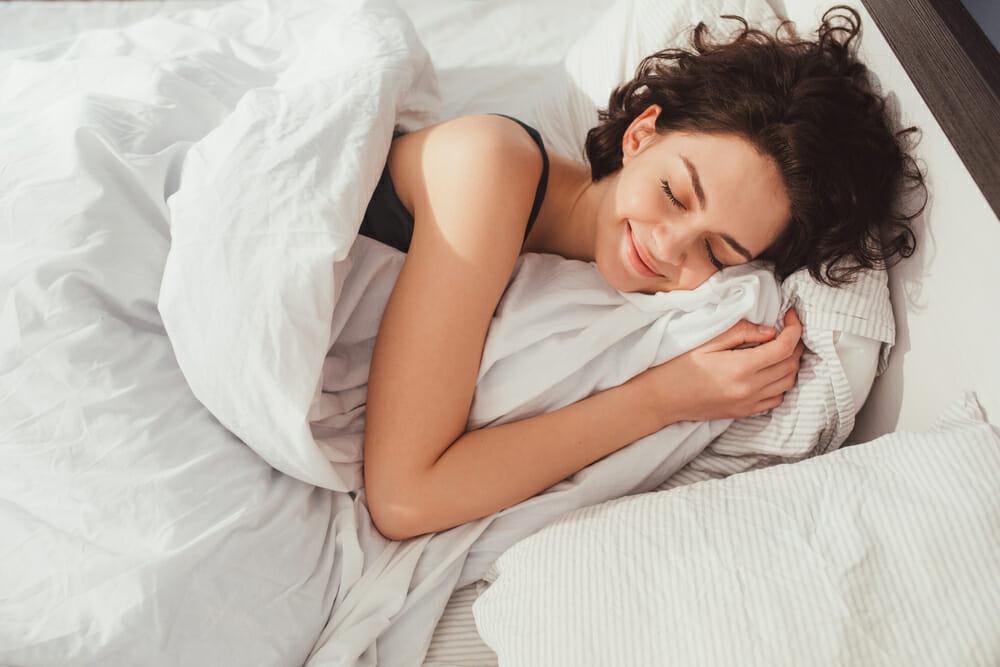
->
[758,326,774,334]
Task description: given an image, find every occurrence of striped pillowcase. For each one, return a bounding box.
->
[662,265,894,490]
[475,393,1000,665]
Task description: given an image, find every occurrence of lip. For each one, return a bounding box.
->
[625,222,664,278]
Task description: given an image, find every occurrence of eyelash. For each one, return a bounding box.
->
[659,179,686,210]
[660,178,723,270]
[704,240,725,270]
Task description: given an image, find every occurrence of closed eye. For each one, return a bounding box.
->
[704,239,726,270]
[660,179,687,210]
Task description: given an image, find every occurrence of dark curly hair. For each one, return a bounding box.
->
[584,6,925,285]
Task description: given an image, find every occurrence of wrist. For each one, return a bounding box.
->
[625,363,686,432]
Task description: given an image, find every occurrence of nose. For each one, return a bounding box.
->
[649,220,698,266]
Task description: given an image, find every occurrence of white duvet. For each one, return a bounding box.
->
[0,1,783,665]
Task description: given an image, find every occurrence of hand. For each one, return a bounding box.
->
[648,308,804,423]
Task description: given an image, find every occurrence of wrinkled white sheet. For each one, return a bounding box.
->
[1,0,781,665]
[1,3,355,665]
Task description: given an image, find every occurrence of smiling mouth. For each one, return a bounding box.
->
[626,223,663,278]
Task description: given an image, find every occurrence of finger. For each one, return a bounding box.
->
[784,307,802,332]
[758,368,798,399]
[753,346,802,387]
[778,310,803,345]
[780,308,803,347]
[765,340,804,374]
[743,315,803,366]
[751,394,785,415]
[703,320,776,352]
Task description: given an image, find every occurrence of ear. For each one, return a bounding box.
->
[621,105,661,164]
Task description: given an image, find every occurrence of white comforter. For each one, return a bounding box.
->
[0,1,781,665]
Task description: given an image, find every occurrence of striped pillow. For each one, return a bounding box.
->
[475,393,1000,665]
[662,264,894,489]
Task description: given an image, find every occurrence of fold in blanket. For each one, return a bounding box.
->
[157,1,785,663]
[3,0,787,665]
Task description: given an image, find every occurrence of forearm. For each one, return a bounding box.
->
[367,369,677,540]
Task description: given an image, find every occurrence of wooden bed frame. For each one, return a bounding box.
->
[861,0,1000,219]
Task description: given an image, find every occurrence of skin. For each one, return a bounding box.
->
[363,108,804,541]
[528,105,791,293]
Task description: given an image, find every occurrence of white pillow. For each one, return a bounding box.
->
[663,264,893,488]
[474,393,1000,666]
[530,0,780,160]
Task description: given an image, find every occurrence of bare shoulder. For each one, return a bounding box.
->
[388,114,543,218]
[400,113,541,163]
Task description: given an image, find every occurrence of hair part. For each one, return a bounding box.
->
[584,6,925,285]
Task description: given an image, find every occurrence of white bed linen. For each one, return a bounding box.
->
[0,1,226,50]
[1,4,348,665]
[157,0,786,660]
[475,393,1000,665]
[664,264,893,486]
[1,0,783,664]
[8,0,997,664]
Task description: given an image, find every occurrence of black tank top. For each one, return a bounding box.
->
[358,115,549,253]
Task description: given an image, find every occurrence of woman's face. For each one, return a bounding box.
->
[594,106,791,294]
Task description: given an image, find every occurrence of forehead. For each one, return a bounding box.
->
[651,131,791,253]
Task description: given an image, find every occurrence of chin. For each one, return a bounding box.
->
[595,234,644,293]
[595,263,623,291]
[594,263,623,292]
[596,260,657,294]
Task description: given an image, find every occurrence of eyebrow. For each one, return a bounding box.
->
[680,155,707,210]
[720,234,754,261]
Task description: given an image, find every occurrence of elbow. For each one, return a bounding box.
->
[366,485,430,541]
[369,506,422,542]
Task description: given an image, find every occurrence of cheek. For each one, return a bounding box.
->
[615,170,654,216]
[594,225,641,292]
[676,263,719,291]
[594,228,624,282]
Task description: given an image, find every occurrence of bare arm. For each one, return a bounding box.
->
[417,310,805,534]
[362,115,803,540]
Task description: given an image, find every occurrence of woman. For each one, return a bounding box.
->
[361,6,923,540]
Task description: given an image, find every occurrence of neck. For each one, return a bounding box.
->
[524,152,607,262]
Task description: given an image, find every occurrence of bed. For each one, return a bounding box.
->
[2,0,998,665]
